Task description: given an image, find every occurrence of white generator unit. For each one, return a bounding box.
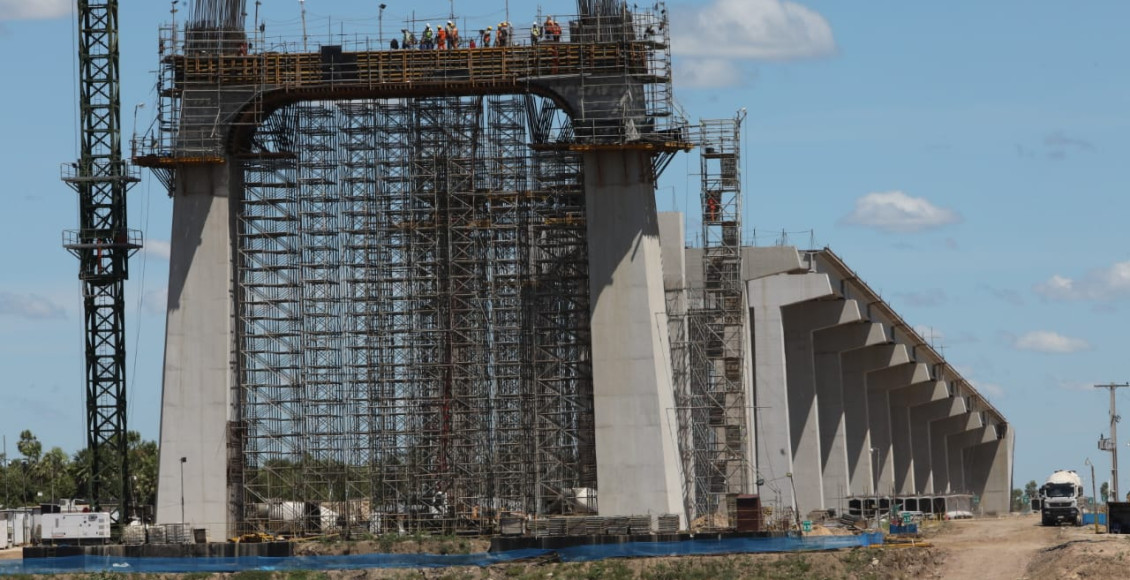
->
[40,513,111,543]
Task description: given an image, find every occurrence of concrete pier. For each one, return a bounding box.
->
[781,299,862,512]
[866,363,930,494]
[156,164,238,542]
[585,150,684,523]
[746,273,836,509]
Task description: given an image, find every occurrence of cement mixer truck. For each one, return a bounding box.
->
[1039,470,1084,526]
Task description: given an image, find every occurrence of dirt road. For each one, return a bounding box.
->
[929,514,1059,580]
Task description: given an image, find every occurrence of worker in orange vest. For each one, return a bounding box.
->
[436,25,447,50]
[706,194,720,221]
[481,26,492,48]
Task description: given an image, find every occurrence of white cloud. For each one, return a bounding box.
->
[141,287,168,316]
[670,0,835,61]
[0,0,70,21]
[142,239,172,261]
[1035,261,1130,302]
[1013,330,1089,354]
[673,58,747,89]
[840,191,962,233]
[0,291,67,319]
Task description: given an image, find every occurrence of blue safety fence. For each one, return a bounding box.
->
[0,533,883,575]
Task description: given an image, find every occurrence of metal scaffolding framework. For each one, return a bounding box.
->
[138,0,688,536]
[670,114,749,528]
[232,95,595,535]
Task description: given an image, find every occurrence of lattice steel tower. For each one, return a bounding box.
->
[62,0,141,521]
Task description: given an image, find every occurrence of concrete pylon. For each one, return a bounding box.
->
[156,164,238,541]
[811,321,887,510]
[946,426,997,495]
[909,395,964,494]
[889,379,949,494]
[840,343,909,497]
[584,150,684,523]
[928,411,981,495]
[961,425,1014,514]
[746,273,837,511]
[781,299,863,512]
[865,362,930,495]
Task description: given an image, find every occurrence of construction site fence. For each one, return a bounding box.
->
[0,534,883,575]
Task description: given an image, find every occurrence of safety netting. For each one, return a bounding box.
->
[0,533,883,575]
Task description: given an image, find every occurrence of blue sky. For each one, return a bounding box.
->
[0,0,1127,495]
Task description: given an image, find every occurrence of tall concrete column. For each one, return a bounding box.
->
[811,322,887,510]
[946,426,996,495]
[746,273,836,510]
[962,426,1014,514]
[909,396,964,494]
[841,343,909,497]
[928,411,981,495]
[781,299,862,512]
[889,379,948,494]
[156,163,237,541]
[865,363,929,495]
[584,150,683,522]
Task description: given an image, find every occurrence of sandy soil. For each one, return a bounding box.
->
[0,547,21,560]
[925,513,1130,580]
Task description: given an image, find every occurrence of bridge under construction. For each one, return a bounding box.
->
[138,0,1012,541]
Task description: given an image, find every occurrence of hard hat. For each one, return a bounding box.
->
[487,25,492,29]
[447,21,453,25]
[427,23,432,28]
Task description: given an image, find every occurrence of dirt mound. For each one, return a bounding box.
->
[1026,535,1130,580]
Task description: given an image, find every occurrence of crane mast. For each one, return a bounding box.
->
[62,0,141,524]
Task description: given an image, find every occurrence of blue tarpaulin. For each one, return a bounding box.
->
[0,533,883,575]
[1082,513,1108,526]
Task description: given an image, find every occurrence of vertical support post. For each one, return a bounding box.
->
[1096,383,1129,502]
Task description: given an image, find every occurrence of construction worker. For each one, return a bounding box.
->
[543,16,554,42]
[550,18,562,41]
[436,25,447,50]
[706,193,720,222]
[530,20,541,45]
[401,29,411,49]
[497,22,509,47]
[447,21,459,49]
[422,24,434,49]
[481,26,492,48]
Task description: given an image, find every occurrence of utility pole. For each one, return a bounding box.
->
[1096,383,1129,501]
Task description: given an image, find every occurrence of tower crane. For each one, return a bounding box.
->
[62,0,141,524]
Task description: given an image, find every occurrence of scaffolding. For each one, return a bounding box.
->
[671,114,749,528]
[230,95,598,535]
[140,0,685,536]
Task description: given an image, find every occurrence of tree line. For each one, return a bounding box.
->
[0,430,158,512]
